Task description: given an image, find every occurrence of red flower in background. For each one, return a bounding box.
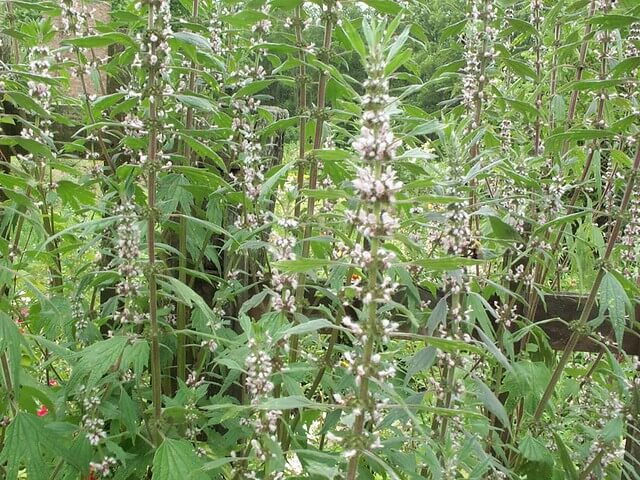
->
[37,404,48,417]
[48,379,58,387]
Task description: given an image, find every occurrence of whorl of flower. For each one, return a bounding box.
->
[112,202,148,325]
[625,22,640,59]
[439,202,473,257]
[72,297,88,340]
[60,0,90,36]
[229,98,268,205]
[352,166,402,203]
[114,203,140,291]
[89,457,117,478]
[500,119,512,152]
[133,0,173,77]
[245,339,275,403]
[352,62,398,162]
[461,0,497,122]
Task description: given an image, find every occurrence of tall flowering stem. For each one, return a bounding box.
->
[176,0,200,385]
[291,0,336,362]
[344,26,402,479]
[142,0,173,442]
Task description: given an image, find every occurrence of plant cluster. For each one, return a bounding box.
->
[0,0,639,479]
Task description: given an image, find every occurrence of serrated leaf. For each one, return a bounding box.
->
[0,413,50,480]
[68,335,129,391]
[520,433,552,464]
[152,438,207,480]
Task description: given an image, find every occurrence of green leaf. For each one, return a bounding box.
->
[171,31,213,53]
[501,58,537,81]
[159,276,219,325]
[504,18,539,37]
[341,19,366,59]
[552,432,578,480]
[520,433,552,464]
[487,215,522,241]
[590,14,640,28]
[257,395,318,410]
[477,327,513,373]
[62,32,135,48]
[0,136,54,160]
[425,336,482,354]
[361,0,403,14]
[174,95,216,113]
[56,180,96,208]
[270,0,303,9]
[92,92,125,113]
[221,10,268,28]
[0,413,50,480]
[611,56,640,78]
[272,258,335,273]
[282,319,335,337]
[473,376,511,431]
[233,80,274,98]
[561,78,623,92]
[544,129,614,148]
[441,19,467,40]
[259,116,299,138]
[599,271,629,345]
[411,257,485,271]
[404,346,437,385]
[68,336,129,391]
[311,148,353,161]
[202,457,236,471]
[297,450,343,479]
[4,91,49,117]
[178,133,226,171]
[152,438,207,480]
[260,162,292,200]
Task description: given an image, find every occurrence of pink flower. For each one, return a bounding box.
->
[48,379,58,387]
[37,404,48,417]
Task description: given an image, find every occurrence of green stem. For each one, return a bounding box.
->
[176,0,200,385]
[293,5,308,221]
[346,167,382,480]
[146,2,162,445]
[290,1,334,363]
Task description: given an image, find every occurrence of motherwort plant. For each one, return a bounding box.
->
[340,21,403,480]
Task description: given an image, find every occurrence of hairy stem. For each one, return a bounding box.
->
[176,0,200,385]
[146,1,163,444]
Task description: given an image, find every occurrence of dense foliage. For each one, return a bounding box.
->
[0,0,639,479]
